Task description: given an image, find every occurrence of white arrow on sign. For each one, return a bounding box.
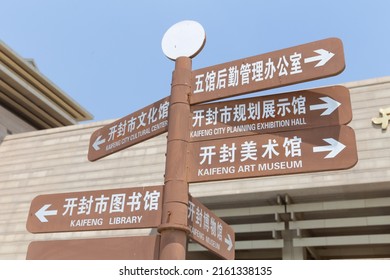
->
[93,135,106,151]
[304,49,335,67]
[310,97,341,116]
[35,204,58,223]
[224,234,233,251]
[313,138,346,159]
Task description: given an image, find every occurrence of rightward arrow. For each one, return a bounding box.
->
[310,97,341,116]
[35,204,58,223]
[225,234,233,251]
[313,138,346,159]
[304,49,335,67]
[93,135,106,151]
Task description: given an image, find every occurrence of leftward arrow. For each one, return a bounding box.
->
[313,138,346,159]
[93,135,106,151]
[224,234,233,251]
[35,204,58,223]
[310,97,341,116]
[304,49,335,67]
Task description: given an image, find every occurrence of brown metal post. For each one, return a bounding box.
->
[158,56,191,259]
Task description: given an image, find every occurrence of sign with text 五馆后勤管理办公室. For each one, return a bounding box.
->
[190,38,345,105]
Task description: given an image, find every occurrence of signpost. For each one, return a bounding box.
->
[26,186,163,233]
[88,96,169,161]
[190,37,345,104]
[188,125,357,183]
[188,195,235,260]
[190,85,351,141]
[26,235,160,260]
[27,21,356,260]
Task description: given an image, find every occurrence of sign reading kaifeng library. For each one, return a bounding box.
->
[190,86,351,142]
[27,186,163,233]
[188,125,357,183]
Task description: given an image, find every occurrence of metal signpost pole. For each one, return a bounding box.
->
[158,56,192,259]
[158,20,206,260]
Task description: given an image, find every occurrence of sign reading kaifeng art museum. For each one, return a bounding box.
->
[188,125,357,183]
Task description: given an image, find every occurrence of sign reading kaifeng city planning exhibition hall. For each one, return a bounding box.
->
[189,86,352,142]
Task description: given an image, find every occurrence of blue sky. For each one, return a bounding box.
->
[1,0,389,122]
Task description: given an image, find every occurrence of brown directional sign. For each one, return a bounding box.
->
[26,235,160,260]
[190,38,345,104]
[188,195,235,260]
[190,85,351,142]
[88,96,169,161]
[26,185,163,233]
[188,125,357,183]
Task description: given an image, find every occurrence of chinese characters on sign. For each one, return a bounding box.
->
[88,96,170,161]
[188,195,235,260]
[188,126,357,183]
[372,107,390,130]
[193,51,304,93]
[27,186,163,233]
[190,38,345,104]
[190,86,351,141]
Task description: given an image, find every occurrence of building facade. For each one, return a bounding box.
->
[0,41,390,259]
